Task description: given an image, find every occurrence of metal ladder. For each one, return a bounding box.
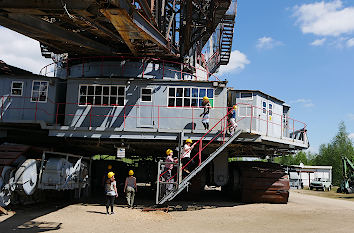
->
[220,14,236,65]
[156,129,242,204]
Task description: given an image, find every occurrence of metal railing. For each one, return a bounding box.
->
[0,95,307,143]
[39,56,220,81]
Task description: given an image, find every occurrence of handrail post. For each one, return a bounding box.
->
[123,105,126,129]
[198,141,202,166]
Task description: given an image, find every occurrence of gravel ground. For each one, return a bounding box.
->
[1,191,354,233]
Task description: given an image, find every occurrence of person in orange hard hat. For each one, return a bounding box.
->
[124,170,137,208]
[105,172,118,215]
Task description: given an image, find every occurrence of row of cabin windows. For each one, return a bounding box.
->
[11,81,48,102]
[168,87,214,108]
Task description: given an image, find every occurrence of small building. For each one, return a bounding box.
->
[288,163,332,187]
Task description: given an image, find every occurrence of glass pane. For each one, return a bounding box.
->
[118,87,125,96]
[142,88,151,95]
[263,102,266,107]
[103,86,110,95]
[12,82,22,88]
[142,95,151,102]
[103,96,109,105]
[199,99,203,107]
[110,97,117,106]
[80,86,87,95]
[191,98,198,107]
[269,104,273,109]
[192,88,198,97]
[176,98,182,107]
[117,97,124,106]
[94,96,102,105]
[12,89,21,96]
[79,96,86,105]
[41,81,47,86]
[40,83,47,92]
[207,89,213,98]
[33,82,40,91]
[95,86,102,95]
[111,86,117,96]
[169,88,175,97]
[176,88,183,97]
[199,88,206,98]
[88,86,94,95]
[39,92,46,102]
[184,98,190,107]
[241,92,252,99]
[32,91,39,101]
[168,98,175,107]
[263,108,266,114]
[269,110,273,116]
[87,96,94,105]
[184,88,190,97]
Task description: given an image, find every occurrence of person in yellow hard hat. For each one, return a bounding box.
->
[200,96,211,130]
[124,170,137,208]
[181,139,195,175]
[164,149,178,192]
[105,171,118,215]
[229,105,238,135]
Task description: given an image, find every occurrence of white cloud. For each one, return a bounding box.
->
[218,50,250,75]
[349,133,354,140]
[290,98,314,108]
[0,27,52,74]
[347,38,354,47]
[293,0,354,37]
[347,113,354,120]
[256,37,283,49]
[311,38,326,46]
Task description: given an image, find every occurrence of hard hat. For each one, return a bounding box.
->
[107,172,115,179]
[186,139,193,144]
[233,105,237,110]
[203,96,209,101]
[129,170,134,176]
[166,149,173,155]
[108,164,112,170]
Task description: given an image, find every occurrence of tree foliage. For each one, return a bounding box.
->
[275,121,354,185]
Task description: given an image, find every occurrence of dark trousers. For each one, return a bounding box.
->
[106,195,115,213]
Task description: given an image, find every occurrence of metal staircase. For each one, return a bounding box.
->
[156,129,242,204]
[220,15,236,65]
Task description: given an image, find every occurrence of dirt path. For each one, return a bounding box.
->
[1,191,354,233]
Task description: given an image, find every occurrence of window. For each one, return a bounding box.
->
[78,84,125,106]
[240,92,253,100]
[141,88,152,102]
[239,106,254,117]
[269,103,273,116]
[262,101,266,114]
[31,81,48,102]
[11,81,23,96]
[168,87,214,108]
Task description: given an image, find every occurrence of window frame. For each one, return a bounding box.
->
[11,81,24,96]
[238,106,254,117]
[240,92,253,100]
[78,84,126,107]
[140,87,153,102]
[167,86,215,108]
[30,80,49,103]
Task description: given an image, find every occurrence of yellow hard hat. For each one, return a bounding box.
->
[186,139,193,144]
[233,105,237,110]
[203,96,209,101]
[129,170,134,176]
[108,164,112,170]
[107,171,115,179]
[166,149,173,155]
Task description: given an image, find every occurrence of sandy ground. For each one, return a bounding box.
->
[1,191,354,233]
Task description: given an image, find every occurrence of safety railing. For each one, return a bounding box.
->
[0,95,307,144]
[39,56,220,81]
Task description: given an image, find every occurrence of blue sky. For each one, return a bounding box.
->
[0,0,354,153]
[219,0,354,153]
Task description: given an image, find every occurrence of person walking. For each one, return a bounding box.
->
[164,149,177,192]
[124,170,137,208]
[105,171,118,215]
[200,96,211,130]
[229,105,238,135]
[181,139,195,174]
